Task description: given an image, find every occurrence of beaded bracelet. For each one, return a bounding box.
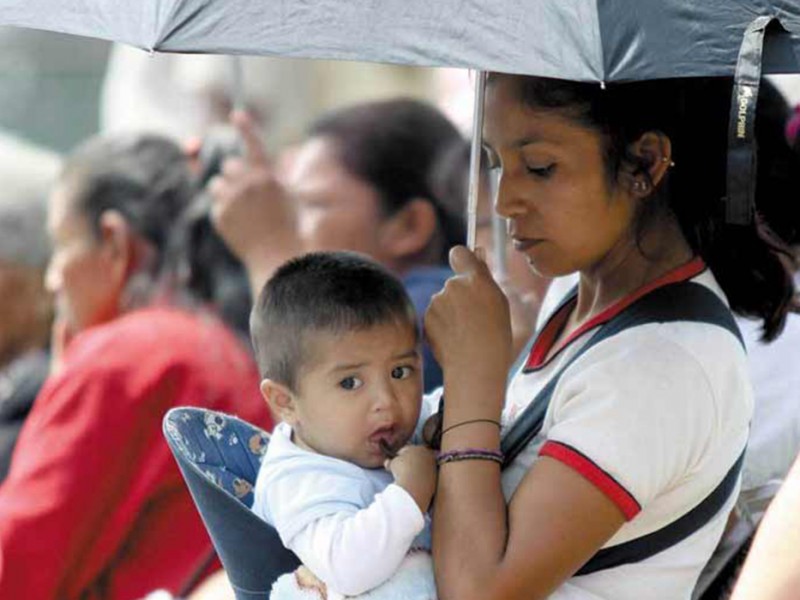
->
[436,448,504,466]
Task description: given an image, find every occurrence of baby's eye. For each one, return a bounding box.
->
[339,376,363,391]
[391,366,414,380]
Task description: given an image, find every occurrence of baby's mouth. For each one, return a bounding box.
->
[378,439,398,459]
[370,426,398,458]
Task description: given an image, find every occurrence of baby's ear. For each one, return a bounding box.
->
[260,379,297,425]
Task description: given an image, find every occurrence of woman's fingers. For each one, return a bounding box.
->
[449,245,491,278]
[231,110,269,166]
[220,156,247,179]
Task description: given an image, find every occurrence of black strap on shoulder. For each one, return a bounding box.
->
[499,280,745,574]
[725,15,787,225]
[576,448,745,576]
[501,281,742,467]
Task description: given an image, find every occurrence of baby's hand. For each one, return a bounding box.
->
[386,445,438,513]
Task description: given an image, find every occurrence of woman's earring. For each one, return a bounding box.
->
[661,156,676,167]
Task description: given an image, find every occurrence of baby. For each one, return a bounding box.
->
[251,251,439,599]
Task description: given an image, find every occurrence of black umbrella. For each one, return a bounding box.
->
[3,1,799,227]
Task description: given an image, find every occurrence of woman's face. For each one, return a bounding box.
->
[474,177,550,300]
[45,184,124,334]
[483,75,637,279]
[285,137,394,266]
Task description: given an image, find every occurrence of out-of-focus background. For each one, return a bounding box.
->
[1,26,798,155]
[0,27,482,155]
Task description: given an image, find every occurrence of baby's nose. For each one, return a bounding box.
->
[373,386,399,413]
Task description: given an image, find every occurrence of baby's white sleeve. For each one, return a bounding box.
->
[286,483,425,596]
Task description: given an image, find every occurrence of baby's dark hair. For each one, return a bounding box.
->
[250,252,418,391]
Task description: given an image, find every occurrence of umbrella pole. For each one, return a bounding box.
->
[230,56,245,112]
[466,70,487,251]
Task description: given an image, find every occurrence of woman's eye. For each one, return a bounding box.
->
[525,163,556,178]
[339,377,363,390]
[391,366,413,380]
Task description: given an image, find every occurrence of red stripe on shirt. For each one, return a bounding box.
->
[525,257,706,371]
[540,441,641,521]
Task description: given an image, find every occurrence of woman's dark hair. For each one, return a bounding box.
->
[61,134,196,274]
[58,134,198,314]
[163,195,252,338]
[308,98,465,263]
[498,75,799,341]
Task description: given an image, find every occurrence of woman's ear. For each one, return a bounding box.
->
[98,210,135,285]
[626,131,674,197]
[380,198,438,260]
[260,379,298,425]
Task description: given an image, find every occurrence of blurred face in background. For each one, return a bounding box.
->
[0,260,51,368]
[45,183,125,334]
[285,137,396,266]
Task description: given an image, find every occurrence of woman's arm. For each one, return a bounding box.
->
[434,439,625,600]
[730,454,800,600]
[426,247,627,600]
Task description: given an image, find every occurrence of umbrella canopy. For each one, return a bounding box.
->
[2,0,799,81]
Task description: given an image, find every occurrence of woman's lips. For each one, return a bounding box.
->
[512,237,544,251]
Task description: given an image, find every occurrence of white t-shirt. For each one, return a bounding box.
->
[502,262,752,599]
[542,272,800,514]
[252,422,432,597]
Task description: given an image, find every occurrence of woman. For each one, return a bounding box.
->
[210,98,464,391]
[423,75,797,599]
[0,134,271,600]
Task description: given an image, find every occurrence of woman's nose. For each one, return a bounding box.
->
[494,172,526,219]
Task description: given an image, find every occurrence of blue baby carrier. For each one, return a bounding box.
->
[163,408,299,599]
[163,280,745,598]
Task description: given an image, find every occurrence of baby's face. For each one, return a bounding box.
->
[288,320,423,469]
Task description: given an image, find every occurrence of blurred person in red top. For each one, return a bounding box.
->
[0,133,271,600]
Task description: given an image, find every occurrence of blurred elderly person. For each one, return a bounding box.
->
[0,133,60,482]
[0,133,270,600]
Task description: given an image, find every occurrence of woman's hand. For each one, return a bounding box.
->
[425,246,512,409]
[208,111,302,296]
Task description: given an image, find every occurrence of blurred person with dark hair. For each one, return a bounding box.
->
[0,134,60,482]
[164,204,252,339]
[0,133,271,600]
[210,99,464,392]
